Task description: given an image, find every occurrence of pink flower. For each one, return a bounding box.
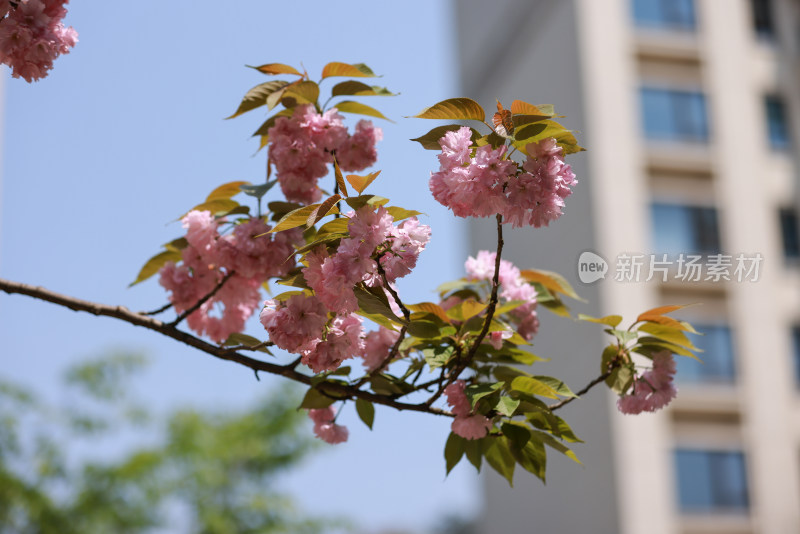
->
[444,380,472,418]
[308,407,349,444]
[259,295,328,353]
[301,314,364,373]
[217,218,301,280]
[361,327,400,372]
[0,0,77,82]
[617,351,678,414]
[503,138,577,228]
[336,120,382,172]
[452,414,493,440]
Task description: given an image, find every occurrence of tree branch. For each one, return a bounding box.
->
[548,369,614,411]
[0,277,452,418]
[169,270,235,327]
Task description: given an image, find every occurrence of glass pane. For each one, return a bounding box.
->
[779,208,799,259]
[793,327,800,386]
[633,0,696,30]
[751,0,775,38]
[675,449,749,512]
[651,203,720,256]
[640,88,708,142]
[691,206,721,254]
[765,96,790,149]
[676,325,735,383]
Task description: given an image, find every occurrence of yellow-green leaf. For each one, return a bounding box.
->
[284,80,320,105]
[577,314,623,327]
[321,62,377,79]
[129,250,181,287]
[226,81,289,119]
[638,323,699,351]
[331,80,395,97]
[510,100,556,116]
[520,269,581,300]
[333,158,349,198]
[248,63,302,76]
[510,376,559,399]
[410,124,481,150]
[346,170,381,194]
[270,204,321,233]
[333,100,391,121]
[410,98,485,122]
[182,199,239,219]
[406,302,451,324]
[206,181,250,202]
[252,108,293,137]
[446,299,487,322]
[307,194,342,227]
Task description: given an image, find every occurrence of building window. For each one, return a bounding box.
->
[651,203,721,255]
[675,324,736,383]
[792,326,800,386]
[780,208,800,260]
[632,0,696,30]
[641,88,709,142]
[751,0,775,39]
[765,95,791,149]
[675,449,750,512]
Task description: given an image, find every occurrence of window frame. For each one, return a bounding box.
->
[640,86,710,143]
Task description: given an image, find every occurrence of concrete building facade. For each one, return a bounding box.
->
[456,1,800,533]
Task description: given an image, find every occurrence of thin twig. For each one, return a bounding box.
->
[169,271,235,327]
[548,370,614,411]
[0,277,452,417]
[141,302,172,316]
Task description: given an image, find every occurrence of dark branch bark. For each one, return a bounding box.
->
[0,277,451,417]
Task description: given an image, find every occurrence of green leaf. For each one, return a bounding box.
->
[496,396,521,417]
[406,302,450,324]
[493,365,531,385]
[509,436,547,482]
[607,328,639,345]
[353,286,404,325]
[501,422,531,448]
[465,382,504,408]
[206,181,250,201]
[162,237,188,253]
[222,333,271,354]
[344,194,389,210]
[385,206,424,222]
[465,438,484,471]
[527,412,582,443]
[306,194,341,227]
[300,388,336,409]
[638,323,699,350]
[239,181,277,201]
[446,300,487,322]
[510,376,559,399]
[331,80,395,97]
[283,80,320,105]
[129,250,181,287]
[484,436,516,487]
[422,346,454,370]
[410,125,481,150]
[333,100,392,121]
[530,430,580,464]
[605,364,634,394]
[532,376,576,398]
[270,204,328,233]
[410,98,485,122]
[407,320,443,339]
[321,62,377,79]
[520,269,581,300]
[248,63,302,76]
[355,399,375,430]
[317,218,349,235]
[226,81,290,119]
[444,433,466,475]
[578,314,623,327]
[345,172,382,195]
[634,338,699,359]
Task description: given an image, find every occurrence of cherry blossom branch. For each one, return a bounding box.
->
[547,370,614,411]
[141,301,173,316]
[424,214,504,407]
[0,277,452,417]
[168,271,235,327]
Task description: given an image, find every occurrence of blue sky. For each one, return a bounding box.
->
[0,1,482,531]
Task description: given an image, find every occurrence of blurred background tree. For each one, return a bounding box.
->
[0,352,338,533]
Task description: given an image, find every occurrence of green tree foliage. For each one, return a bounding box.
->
[0,353,335,533]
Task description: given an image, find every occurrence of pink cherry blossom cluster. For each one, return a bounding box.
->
[465,250,540,342]
[617,351,678,414]
[259,296,366,374]
[268,104,382,204]
[260,205,428,374]
[159,210,302,343]
[444,380,493,440]
[429,127,577,228]
[303,206,431,316]
[308,407,348,444]
[0,0,77,82]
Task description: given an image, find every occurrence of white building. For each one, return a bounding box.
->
[456,1,800,533]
